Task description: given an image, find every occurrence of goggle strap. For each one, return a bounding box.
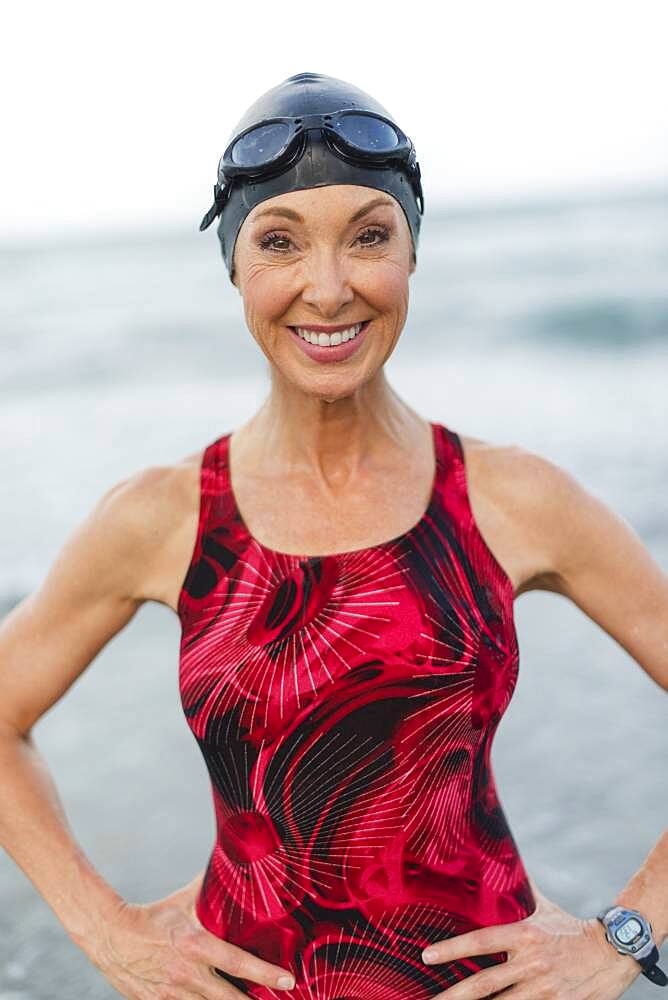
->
[199,183,227,232]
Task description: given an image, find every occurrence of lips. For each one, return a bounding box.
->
[287,319,371,364]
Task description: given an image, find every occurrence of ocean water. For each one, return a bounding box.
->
[1,186,667,998]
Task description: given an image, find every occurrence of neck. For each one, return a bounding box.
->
[238,369,426,479]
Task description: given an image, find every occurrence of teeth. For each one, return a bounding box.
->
[294,322,364,346]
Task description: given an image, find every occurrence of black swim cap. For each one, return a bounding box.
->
[204,72,424,284]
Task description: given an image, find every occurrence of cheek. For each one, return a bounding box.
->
[361,262,410,313]
[243,272,295,327]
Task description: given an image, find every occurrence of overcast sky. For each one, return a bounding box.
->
[1,0,666,242]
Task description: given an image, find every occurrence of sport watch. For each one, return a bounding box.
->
[597,905,667,986]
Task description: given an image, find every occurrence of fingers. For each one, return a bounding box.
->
[198,936,295,992]
[176,963,252,999]
[423,921,533,966]
[205,964,252,997]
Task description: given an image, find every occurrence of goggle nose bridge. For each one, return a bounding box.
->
[290,112,338,129]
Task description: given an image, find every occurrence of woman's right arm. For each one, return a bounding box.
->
[0,472,156,952]
[0,467,296,997]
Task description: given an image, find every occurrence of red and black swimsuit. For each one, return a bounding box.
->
[178,421,536,998]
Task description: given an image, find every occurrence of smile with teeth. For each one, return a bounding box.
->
[293,322,365,346]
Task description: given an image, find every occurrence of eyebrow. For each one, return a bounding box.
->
[251,195,395,225]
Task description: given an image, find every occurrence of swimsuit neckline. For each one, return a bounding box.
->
[222,421,445,562]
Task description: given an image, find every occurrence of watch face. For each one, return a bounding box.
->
[616,917,643,945]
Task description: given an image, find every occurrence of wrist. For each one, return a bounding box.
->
[59,849,126,957]
[591,917,642,977]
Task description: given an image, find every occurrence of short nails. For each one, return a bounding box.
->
[422,946,438,962]
[277,974,295,989]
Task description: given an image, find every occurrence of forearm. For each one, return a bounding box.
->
[612,827,668,948]
[0,726,125,958]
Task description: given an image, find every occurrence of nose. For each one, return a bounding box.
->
[298,247,355,318]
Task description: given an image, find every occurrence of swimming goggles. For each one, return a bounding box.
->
[199,109,424,231]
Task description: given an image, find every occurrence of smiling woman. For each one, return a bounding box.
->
[1,68,666,1000]
[174,72,539,998]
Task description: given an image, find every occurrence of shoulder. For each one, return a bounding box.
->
[108,450,203,526]
[458,432,594,595]
[84,447,205,607]
[458,432,668,690]
[0,449,208,737]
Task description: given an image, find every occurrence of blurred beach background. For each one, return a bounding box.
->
[1,2,667,997]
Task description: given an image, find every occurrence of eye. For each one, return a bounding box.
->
[356,225,391,248]
[258,230,292,253]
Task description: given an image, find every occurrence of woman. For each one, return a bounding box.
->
[0,71,666,999]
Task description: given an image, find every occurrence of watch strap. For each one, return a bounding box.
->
[638,946,668,986]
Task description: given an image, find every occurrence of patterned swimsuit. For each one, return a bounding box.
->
[177,421,536,997]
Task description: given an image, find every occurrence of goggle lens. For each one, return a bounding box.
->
[333,114,401,152]
[230,122,292,167]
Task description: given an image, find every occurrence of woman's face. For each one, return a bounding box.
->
[232,184,416,400]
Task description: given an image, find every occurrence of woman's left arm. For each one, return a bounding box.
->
[423,451,668,998]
